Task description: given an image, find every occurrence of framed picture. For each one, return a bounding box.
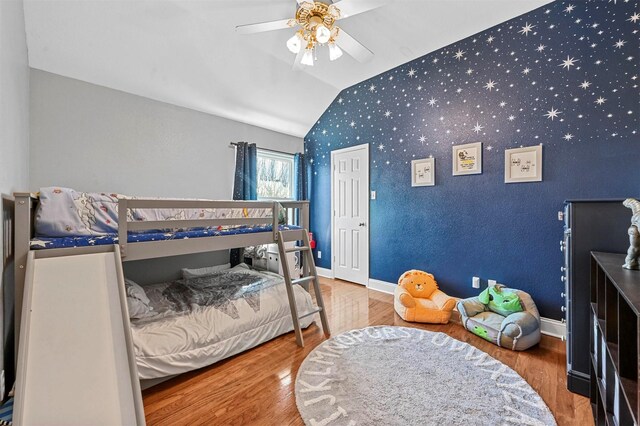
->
[411,157,435,187]
[452,142,482,175]
[504,145,543,183]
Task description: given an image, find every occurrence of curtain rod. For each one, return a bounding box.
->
[229,142,298,157]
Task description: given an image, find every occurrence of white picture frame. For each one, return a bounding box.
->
[411,157,435,187]
[452,142,482,175]
[504,145,543,183]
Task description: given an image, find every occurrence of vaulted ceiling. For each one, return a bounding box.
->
[23,0,552,137]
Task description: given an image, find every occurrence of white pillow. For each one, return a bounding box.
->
[124,278,150,305]
[181,263,231,279]
[124,278,154,319]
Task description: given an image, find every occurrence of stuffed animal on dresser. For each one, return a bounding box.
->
[623,198,640,270]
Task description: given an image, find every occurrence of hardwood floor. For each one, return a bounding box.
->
[142,278,593,426]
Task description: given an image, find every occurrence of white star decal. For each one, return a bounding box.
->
[432,58,439,64]
[522,67,531,75]
[417,85,423,91]
[456,88,463,93]
[428,97,438,107]
[484,80,497,91]
[499,101,507,107]
[322,129,327,135]
[563,133,574,141]
[384,110,392,117]
[454,49,466,60]
[544,108,562,120]
[580,81,591,89]
[595,97,607,105]
[337,98,343,104]
[378,143,385,151]
[614,39,626,49]
[473,122,484,133]
[466,68,474,75]
[519,22,535,36]
[487,36,495,43]
[419,135,426,144]
[369,84,376,92]
[559,56,578,70]
[486,145,494,151]
[508,115,516,121]
[629,12,640,23]
[536,44,546,52]
[349,121,356,127]
[407,68,417,77]
[564,4,575,13]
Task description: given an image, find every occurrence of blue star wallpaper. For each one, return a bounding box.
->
[304,0,639,319]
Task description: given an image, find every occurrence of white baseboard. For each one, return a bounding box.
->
[366,278,567,340]
[367,278,395,294]
[540,317,566,340]
[316,267,333,279]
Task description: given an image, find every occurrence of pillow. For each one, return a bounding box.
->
[478,285,523,317]
[125,278,150,305]
[124,278,154,319]
[181,263,232,279]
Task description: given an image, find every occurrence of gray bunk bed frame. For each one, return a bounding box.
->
[12,192,310,344]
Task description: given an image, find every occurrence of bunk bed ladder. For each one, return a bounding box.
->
[277,229,330,347]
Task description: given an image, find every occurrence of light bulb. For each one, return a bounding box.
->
[301,49,314,66]
[315,24,331,44]
[286,34,302,54]
[329,42,343,61]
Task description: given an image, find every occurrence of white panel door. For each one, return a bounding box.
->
[332,144,369,285]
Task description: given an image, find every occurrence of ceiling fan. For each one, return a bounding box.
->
[235,0,389,69]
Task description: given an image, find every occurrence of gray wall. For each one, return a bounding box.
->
[29,69,304,199]
[1,0,30,395]
[29,69,304,284]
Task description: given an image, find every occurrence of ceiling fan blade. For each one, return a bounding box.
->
[235,18,293,34]
[332,0,392,19]
[292,48,305,71]
[336,29,374,63]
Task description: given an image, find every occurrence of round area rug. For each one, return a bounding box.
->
[295,326,556,426]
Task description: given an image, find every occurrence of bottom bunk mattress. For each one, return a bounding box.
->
[128,265,314,379]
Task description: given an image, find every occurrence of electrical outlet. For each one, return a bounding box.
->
[370,190,376,200]
[488,279,497,287]
[317,251,322,259]
[472,277,480,289]
[557,211,564,221]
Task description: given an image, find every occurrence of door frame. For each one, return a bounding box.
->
[330,143,370,284]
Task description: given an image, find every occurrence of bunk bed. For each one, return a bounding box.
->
[12,188,319,382]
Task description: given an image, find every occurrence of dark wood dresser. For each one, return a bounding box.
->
[590,252,640,425]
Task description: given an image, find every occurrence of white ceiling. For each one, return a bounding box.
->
[23,0,553,138]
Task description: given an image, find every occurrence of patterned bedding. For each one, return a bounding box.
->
[31,187,295,249]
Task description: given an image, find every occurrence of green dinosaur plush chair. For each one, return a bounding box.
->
[457,284,541,351]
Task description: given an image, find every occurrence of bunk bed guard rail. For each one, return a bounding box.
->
[117,198,310,259]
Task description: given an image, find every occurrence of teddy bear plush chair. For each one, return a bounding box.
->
[457,284,541,351]
[394,270,456,324]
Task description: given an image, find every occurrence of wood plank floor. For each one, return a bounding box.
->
[143,278,593,426]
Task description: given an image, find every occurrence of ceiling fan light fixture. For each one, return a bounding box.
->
[315,24,331,44]
[286,33,302,54]
[329,42,343,61]
[301,48,314,66]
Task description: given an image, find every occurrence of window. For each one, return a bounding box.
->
[257,149,294,200]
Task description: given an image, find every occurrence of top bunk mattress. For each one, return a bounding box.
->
[30,224,300,250]
[30,187,298,250]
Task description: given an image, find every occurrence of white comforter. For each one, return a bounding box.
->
[131,268,314,379]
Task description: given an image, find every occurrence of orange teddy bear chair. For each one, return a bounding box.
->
[394,270,456,324]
